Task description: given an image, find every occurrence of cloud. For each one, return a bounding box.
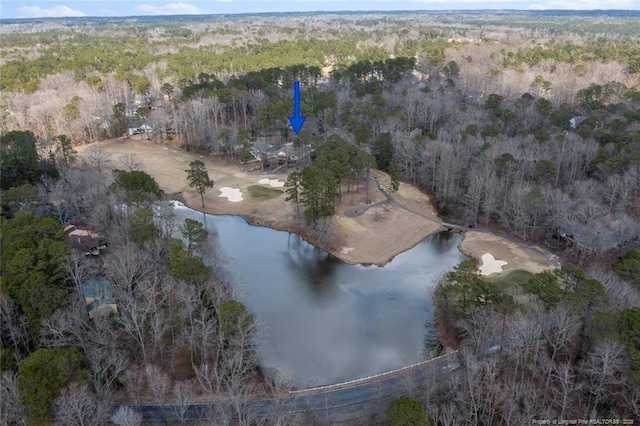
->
[528,0,633,8]
[136,2,202,15]
[18,5,86,18]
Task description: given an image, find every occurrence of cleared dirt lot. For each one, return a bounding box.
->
[77,138,443,265]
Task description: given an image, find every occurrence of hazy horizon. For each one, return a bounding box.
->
[2,0,639,20]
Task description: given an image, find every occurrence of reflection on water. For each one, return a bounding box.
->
[174,206,465,387]
[284,236,340,305]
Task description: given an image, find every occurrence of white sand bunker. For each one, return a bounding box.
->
[341,247,355,254]
[479,253,508,276]
[259,178,285,188]
[219,187,243,202]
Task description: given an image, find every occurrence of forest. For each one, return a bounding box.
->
[1,10,640,425]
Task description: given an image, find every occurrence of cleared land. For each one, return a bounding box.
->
[329,168,445,264]
[77,138,443,265]
[78,138,559,269]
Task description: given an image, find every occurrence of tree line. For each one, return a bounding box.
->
[1,134,299,424]
[419,259,640,423]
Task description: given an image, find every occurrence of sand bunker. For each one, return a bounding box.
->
[479,253,508,275]
[340,247,355,254]
[219,187,243,202]
[259,178,285,188]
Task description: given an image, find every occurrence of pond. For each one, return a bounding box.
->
[174,205,465,387]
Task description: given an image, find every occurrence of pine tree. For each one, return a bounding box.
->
[185,160,214,208]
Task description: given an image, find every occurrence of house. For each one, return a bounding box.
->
[64,223,108,256]
[127,124,153,136]
[570,115,587,129]
[65,222,117,319]
[555,214,634,253]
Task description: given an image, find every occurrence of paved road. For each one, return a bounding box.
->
[343,177,390,218]
[124,352,461,423]
[344,176,447,230]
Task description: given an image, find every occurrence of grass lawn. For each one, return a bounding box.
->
[246,185,284,201]
[485,269,534,295]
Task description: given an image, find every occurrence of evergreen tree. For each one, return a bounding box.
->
[1,211,70,331]
[111,103,128,138]
[111,169,164,203]
[185,160,214,208]
[386,396,428,426]
[180,218,208,254]
[17,347,87,425]
[0,130,40,190]
[285,172,302,218]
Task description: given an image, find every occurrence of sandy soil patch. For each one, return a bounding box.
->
[479,253,508,275]
[258,178,285,188]
[460,231,557,274]
[219,187,243,202]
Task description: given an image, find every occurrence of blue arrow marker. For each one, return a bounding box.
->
[288,81,306,135]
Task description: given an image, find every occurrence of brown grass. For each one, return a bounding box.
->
[77,139,444,265]
[459,231,556,274]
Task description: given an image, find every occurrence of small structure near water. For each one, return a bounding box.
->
[82,278,117,319]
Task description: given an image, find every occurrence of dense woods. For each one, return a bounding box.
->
[1,143,270,424]
[1,10,640,424]
[428,259,640,423]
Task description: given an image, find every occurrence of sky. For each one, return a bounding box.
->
[1,0,639,20]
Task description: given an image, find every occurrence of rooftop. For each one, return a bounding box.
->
[82,278,117,319]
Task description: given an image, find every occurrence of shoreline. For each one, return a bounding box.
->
[78,138,446,266]
[173,194,445,267]
[80,140,556,270]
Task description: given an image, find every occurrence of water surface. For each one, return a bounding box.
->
[174,206,464,387]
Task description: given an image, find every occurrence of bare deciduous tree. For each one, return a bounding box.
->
[121,366,147,406]
[0,372,26,426]
[0,295,30,355]
[85,147,112,174]
[581,339,626,414]
[543,305,580,364]
[145,364,172,404]
[110,406,143,426]
[117,154,143,171]
[54,383,108,426]
[168,380,197,424]
[550,362,581,420]
[261,370,301,426]
[459,307,500,355]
